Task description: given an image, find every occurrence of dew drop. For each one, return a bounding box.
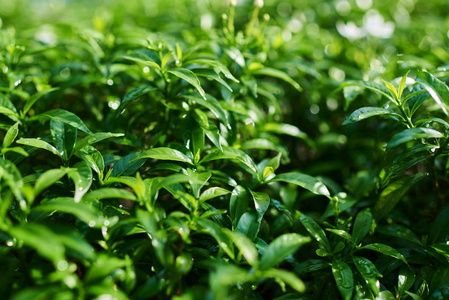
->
[14,79,21,86]
[88,220,96,227]
[57,260,68,271]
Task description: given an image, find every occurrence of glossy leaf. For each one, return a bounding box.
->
[28,109,92,134]
[50,119,77,161]
[138,147,192,165]
[298,213,332,254]
[111,152,147,177]
[68,161,93,203]
[352,210,373,244]
[387,128,443,149]
[79,145,105,176]
[343,107,400,125]
[332,259,354,300]
[224,229,259,267]
[199,187,231,203]
[16,138,61,157]
[398,264,415,296]
[429,206,449,244]
[120,86,155,110]
[341,80,395,102]
[263,123,308,139]
[353,256,382,296]
[230,186,251,227]
[3,121,19,149]
[197,218,235,259]
[417,70,449,115]
[236,210,260,241]
[73,132,124,156]
[259,233,311,270]
[360,243,408,264]
[82,188,136,202]
[186,59,238,82]
[249,190,270,223]
[269,172,330,197]
[168,68,206,99]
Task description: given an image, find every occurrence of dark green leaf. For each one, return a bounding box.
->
[249,190,270,223]
[230,185,251,227]
[73,132,124,156]
[79,145,105,176]
[197,218,234,259]
[298,213,332,254]
[352,210,373,244]
[332,259,354,300]
[224,229,259,267]
[111,152,147,177]
[429,206,449,244]
[236,210,260,241]
[16,138,61,157]
[360,243,408,264]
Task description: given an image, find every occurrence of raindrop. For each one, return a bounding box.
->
[107,79,114,86]
[14,79,21,87]
[88,220,96,227]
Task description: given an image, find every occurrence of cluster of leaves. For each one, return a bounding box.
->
[1,0,449,299]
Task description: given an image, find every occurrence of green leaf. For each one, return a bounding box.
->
[185,59,239,82]
[199,187,231,202]
[326,229,354,243]
[352,210,373,244]
[230,185,251,227]
[73,132,124,156]
[119,53,161,71]
[34,168,72,197]
[138,147,192,165]
[417,70,449,115]
[197,218,235,259]
[377,224,422,245]
[224,229,259,267]
[111,152,147,177]
[332,259,354,300]
[263,123,308,139]
[382,79,399,100]
[82,188,136,202]
[120,86,155,110]
[269,172,330,196]
[374,174,425,221]
[387,128,443,149]
[429,206,449,244]
[182,95,228,126]
[16,138,61,157]
[194,69,234,92]
[68,161,93,203]
[0,158,23,199]
[353,256,382,296]
[50,119,77,161]
[397,71,410,100]
[259,233,311,270]
[298,213,332,254]
[28,109,92,134]
[9,223,65,264]
[341,80,395,102]
[201,146,259,179]
[186,169,211,199]
[251,67,302,91]
[398,264,415,296]
[168,68,206,99]
[343,107,400,125]
[23,87,58,115]
[85,254,127,283]
[34,197,103,228]
[3,121,20,149]
[249,190,270,223]
[0,106,19,122]
[293,259,330,275]
[360,243,408,264]
[79,145,105,176]
[263,268,306,293]
[430,266,449,295]
[236,210,260,241]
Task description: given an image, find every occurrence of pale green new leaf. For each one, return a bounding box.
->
[387,128,443,149]
[3,121,20,149]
